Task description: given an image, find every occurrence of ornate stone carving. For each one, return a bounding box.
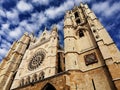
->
[28,51,46,70]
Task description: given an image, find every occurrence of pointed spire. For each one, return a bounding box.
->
[80,2,84,7]
[42,27,48,36]
[64,11,73,26]
[66,11,70,17]
[24,32,29,36]
[31,30,35,36]
[44,27,47,33]
[52,24,57,32]
[44,27,47,31]
[30,31,35,42]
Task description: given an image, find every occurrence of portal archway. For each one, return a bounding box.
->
[42,83,56,90]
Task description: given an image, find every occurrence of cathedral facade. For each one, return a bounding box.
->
[0,3,120,90]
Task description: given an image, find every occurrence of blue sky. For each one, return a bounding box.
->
[0,0,120,61]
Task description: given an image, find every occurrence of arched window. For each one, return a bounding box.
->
[74,11,81,24]
[20,79,24,86]
[26,76,30,84]
[34,74,37,81]
[79,30,84,37]
[39,71,45,80]
[32,74,37,82]
[42,83,56,90]
[41,71,45,79]
[74,12,79,18]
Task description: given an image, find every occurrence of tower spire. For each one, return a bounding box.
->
[52,24,57,32]
[44,27,47,31]
[31,30,35,36]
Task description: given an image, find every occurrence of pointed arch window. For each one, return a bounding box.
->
[34,74,38,82]
[74,12,79,18]
[79,30,84,37]
[39,71,45,80]
[20,78,24,86]
[74,11,81,24]
[41,71,45,79]
[27,76,31,84]
[42,83,56,90]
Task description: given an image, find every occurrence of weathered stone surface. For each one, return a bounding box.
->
[0,3,120,90]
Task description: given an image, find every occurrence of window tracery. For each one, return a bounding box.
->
[28,51,46,71]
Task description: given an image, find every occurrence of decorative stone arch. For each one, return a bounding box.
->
[26,76,31,84]
[20,78,24,86]
[24,78,28,85]
[36,48,47,54]
[32,73,38,83]
[42,83,56,90]
[76,26,88,36]
[39,71,45,80]
[28,49,47,71]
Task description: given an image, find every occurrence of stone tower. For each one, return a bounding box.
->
[0,3,120,90]
[64,3,120,90]
[0,32,30,90]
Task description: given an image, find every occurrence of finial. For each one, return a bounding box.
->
[65,11,70,19]
[31,30,35,36]
[52,24,57,31]
[24,32,28,36]
[80,2,84,7]
[44,27,47,31]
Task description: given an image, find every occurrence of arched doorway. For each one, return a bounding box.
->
[42,83,56,90]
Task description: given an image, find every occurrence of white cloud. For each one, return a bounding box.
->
[92,1,120,17]
[30,12,47,26]
[30,12,48,36]
[0,30,5,36]
[1,39,11,50]
[20,20,34,33]
[9,27,23,39]
[1,23,9,30]
[17,0,33,12]
[29,12,47,26]
[32,0,52,5]
[74,0,91,5]
[0,48,8,57]
[45,0,74,19]
[19,12,47,33]
[0,0,120,61]
[29,12,48,30]
[44,0,92,20]
[38,12,47,24]
[6,9,19,25]
[0,9,6,17]
[56,20,64,31]
[38,30,43,37]
[6,9,18,20]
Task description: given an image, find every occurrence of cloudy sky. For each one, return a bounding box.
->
[0,0,120,61]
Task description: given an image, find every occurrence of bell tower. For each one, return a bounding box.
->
[64,3,120,89]
[64,4,97,70]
